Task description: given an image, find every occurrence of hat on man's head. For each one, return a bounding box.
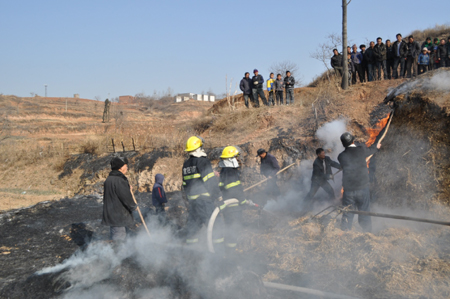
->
[111,156,128,170]
[256,148,266,157]
[253,69,258,73]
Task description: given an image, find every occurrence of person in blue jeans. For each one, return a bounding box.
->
[418,48,430,75]
[283,71,295,105]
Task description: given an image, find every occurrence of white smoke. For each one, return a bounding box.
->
[265,119,347,212]
[387,69,450,98]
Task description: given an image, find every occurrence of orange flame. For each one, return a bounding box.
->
[365,115,390,147]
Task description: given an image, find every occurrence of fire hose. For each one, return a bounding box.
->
[263,282,359,299]
[207,161,299,253]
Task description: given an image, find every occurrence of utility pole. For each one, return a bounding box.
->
[44,84,48,97]
[341,0,351,90]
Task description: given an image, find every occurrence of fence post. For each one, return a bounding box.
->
[132,138,136,151]
[121,141,125,152]
[111,139,115,153]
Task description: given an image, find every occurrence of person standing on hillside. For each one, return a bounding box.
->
[152,173,168,224]
[102,156,137,241]
[273,74,284,105]
[266,73,276,106]
[239,72,253,108]
[181,136,222,245]
[338,133,381,233]
[432,38,440,69]
[393,34,408,79]
[251,69,269,108]
[359,45,368,82]
[331,49,343,77]
[385,40,395,79]
[365,42,376,82]
[374,37,387,80]
[284,71,295,105]
[351,45,364,84]
[421,37,434,71]
[302,148,341,210]
[257,148,280,200]
[418,48,430,75]
[437,39,448,68]
[102,98,111,123]
[405,35,420,78]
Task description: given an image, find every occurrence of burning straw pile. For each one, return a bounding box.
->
[375,69,450,207]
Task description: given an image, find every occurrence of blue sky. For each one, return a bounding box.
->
[1,0,449,100]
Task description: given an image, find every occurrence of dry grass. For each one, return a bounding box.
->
[409,24,450,43]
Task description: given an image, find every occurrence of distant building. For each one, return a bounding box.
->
[175,93,215,103]
[119,95,135,104]
[73,94,80,98]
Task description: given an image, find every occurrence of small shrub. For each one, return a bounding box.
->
[80,140,100,155]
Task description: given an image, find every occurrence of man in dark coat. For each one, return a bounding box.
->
[102,156,137,241]
[351,44,364,84]
[303,148,341,208]
[251,69,269,108]
[239,72,253,108]
[365,42,376,82]
[152,173,167,224]
[331,49,343,77]
[374,37,387,80]
[385,40,395,79]
[405,35,421,78]
[392,33,408,79]
[257,148,280,199]
[283,71,295,105]
[338,133,381,232]
[437,39,448,68]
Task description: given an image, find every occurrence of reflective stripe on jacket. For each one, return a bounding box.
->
[182,156,220,200]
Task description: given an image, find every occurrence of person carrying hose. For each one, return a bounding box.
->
[217,146,247,253]
[181,136,222,245]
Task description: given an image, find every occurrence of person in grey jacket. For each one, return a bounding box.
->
[284,71,295,105]
[273,74,284,105]
[239,72,253,108]
[102,157,137,241]
[251,69,269,107]
[405,35,421,78]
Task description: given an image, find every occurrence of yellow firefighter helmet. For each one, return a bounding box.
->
[220,146,239,158]
[185,136,203,152]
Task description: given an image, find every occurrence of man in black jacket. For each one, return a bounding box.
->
[365,42,376,82]
[374,37,387,80]
[393,34,408,79]
[102,156,137,241]
[406,35,421,78]
[251,69,269,108]
[182,136,222,245]
[437,39,448,68]
[257,148,280,199]
[338,133,381,232]
[303,148,341,206]
[284,71,295,105]
[385,40,394,79]
[239,72,253,108]
[331,49,343,77]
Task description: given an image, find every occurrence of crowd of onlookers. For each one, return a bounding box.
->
[330,33,450,85]
[239,69,295,108]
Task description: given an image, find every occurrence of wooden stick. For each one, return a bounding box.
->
[131,192,151,237]
[243,162,298,192]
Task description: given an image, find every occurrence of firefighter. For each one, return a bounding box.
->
[181,136,222,245]
[217,146,247,252]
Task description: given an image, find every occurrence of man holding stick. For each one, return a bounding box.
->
[257,148,280,200]
[102,156,137,241]
[338,133,381,232]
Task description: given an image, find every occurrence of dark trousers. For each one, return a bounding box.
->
[252,88,268,107]
[266,177,280,199]
[340,187,372,232]
[439,58,447,68]
[222,204,242,249]
[304,179,335,203]
[276,91,283,105]
[184,196,216,243]
[405,56,418,78]
[418,65,428,75]
[393,57,405,78]
[268,91,275,105]
[243,94,252,108]
[367,63,376,81]
[110,226,128,241]
[334,67,343,77]
[386,60,394,79]
[154,205,167,225]
[285,88,294,104]
[375,60,387,80]
[352,64,364,84]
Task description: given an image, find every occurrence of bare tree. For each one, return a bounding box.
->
[269,60,302,86]
[310,33,343,82]
[342,0,352,90]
